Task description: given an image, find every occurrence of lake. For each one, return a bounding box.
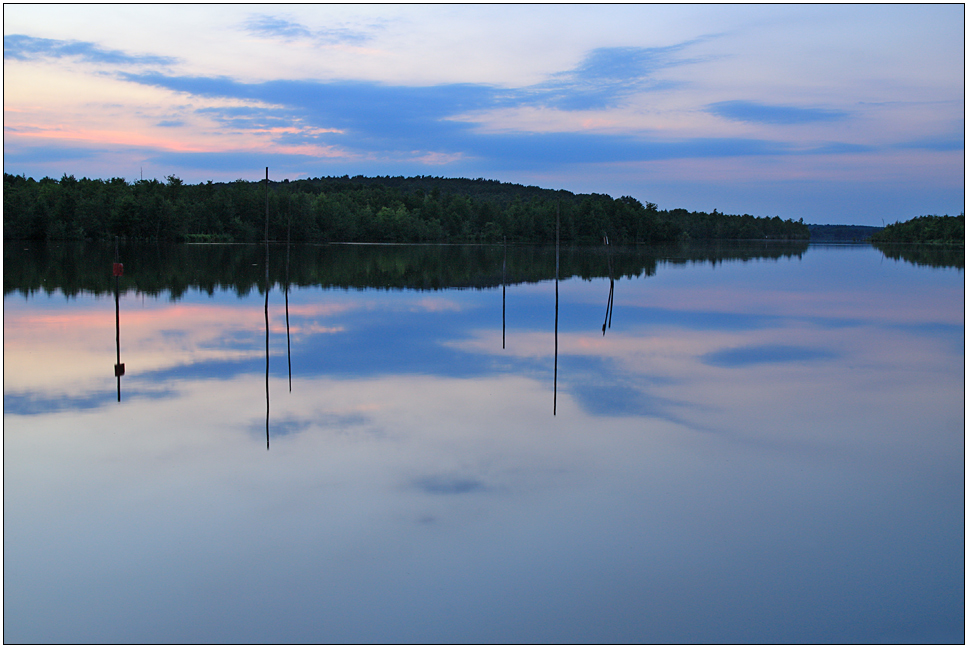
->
[3,240,964,643]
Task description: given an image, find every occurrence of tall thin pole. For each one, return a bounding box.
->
[286,195,292,392]
[114,237,123,402]
[115,274,121,402]
[265,167,270,450]
[502,236,506,350]
[554,202,559,416]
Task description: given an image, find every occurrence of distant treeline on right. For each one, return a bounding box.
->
[869,213,964,246]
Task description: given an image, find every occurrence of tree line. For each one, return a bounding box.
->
[869,213,964,246]
[3,172,810,244]
[807,224,883,242]
[4,239,811,301]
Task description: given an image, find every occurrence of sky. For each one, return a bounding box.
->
[2,4,964,225]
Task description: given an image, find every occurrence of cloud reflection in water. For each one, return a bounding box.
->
[2,243,963,644]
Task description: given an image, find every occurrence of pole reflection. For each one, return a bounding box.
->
[603,234,614,336]
[113,239,124,402]
[554,203,559,416]
[286,197,292,393]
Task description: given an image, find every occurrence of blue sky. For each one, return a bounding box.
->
[3,4,964,224]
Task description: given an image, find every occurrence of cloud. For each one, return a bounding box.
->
[469,133,788,167]
[2,143,102,164]
[893,136,965,152]
[568,382,677,419]
[195,105,301,131]
[557,354,689,423]
[573,46,676,81]
[8,27,950,212]
[701,344,839,367]
[3,387,175,415]
[4,31,864,171]
[118,70,797,168]
[805,142,876,154]
[248,411,370,442]
[707,100,850,125]
[3,34,176,66]
[412,475,487,495]
[534,44,693,111]
[242,13,370,44]
[118,72,498,140]
[243,15,313,40]
[145,150,326,178]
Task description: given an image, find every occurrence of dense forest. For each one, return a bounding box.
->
[4,239,810,300]
[807,224,883,242]
[869,213,964,246]
[3,173,809,244]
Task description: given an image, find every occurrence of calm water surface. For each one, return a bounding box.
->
[3,241,964,643]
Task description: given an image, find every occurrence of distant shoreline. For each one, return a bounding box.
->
[6,173,959,246]
[2,173,807,244]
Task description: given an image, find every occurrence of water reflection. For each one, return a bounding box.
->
[264,238,270,450]
[3,241,963,644]
[554,207,559,415]
[603,235,614,336]
[872,242,964,269]
[265,223,295,450]
[285,227,292,393]
[3,239,812,298]
[112,242,125,402]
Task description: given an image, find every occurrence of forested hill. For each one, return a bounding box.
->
[807,224,883,242]
[869,213,964,246]
[3,173,809,244]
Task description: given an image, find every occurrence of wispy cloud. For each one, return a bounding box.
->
[3,34,176,66]
[4,32,888,179]
[2,143,102,164]
[892,136,964,152]
[116,72,501,153]
[242,13,370,44]
[3,388,174,415]
[243,15,313,41]
[531,44,696,111]
[702,344,839,367]
[707,100,850,125]
[195,105,299,131]
[412,475,487,495]
[117,64,806,169]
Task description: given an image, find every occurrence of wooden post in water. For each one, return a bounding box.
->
[265,167,270,450]
[286,194,292,392]
[113,237,124,402]
[115,275,121,401]
[554,202,559,416]
[502,235,506,350]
